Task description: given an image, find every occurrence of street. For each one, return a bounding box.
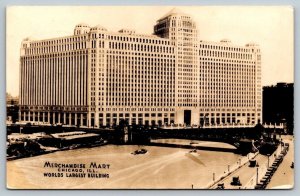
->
[211,154,268,189]
[211,135,294,189]
[266,135,294,189]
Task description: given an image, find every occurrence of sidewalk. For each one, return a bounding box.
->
[209,141,284,189]
[266,136,294,189]
[208,152,262,189]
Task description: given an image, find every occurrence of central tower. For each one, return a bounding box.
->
[154,8,199,125]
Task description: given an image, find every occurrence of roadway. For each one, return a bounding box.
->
[266,135,294,189]
[210,153,268,189]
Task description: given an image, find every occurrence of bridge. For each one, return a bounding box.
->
[118,125,267,154]
[7,122,280,154]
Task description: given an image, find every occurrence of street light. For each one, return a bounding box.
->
[267,154,271,168]
[256,167,259,185]
[213,172,215,182]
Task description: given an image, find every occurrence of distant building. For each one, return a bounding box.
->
[6,93,19,105]
[263,83,294,134]
[19,8,262,128]
[6,93,19,123]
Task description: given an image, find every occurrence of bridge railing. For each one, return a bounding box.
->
[207,152,258,189]
[262,123,284,129]
[161,123,257,129]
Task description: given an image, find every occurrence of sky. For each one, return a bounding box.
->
[6,6,294,96]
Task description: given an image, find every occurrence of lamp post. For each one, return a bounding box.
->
[213,172,215,182]
[256,167,259,185]
[267,154,270,168]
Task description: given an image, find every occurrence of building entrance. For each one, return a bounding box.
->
[184,110,191,125]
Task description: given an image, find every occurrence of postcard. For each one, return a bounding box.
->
[6,6,294,189]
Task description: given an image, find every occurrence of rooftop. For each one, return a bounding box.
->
[51,131,100,140]
[158,8,188,20]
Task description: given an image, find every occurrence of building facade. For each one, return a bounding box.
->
[19,8,262,128]
[263,83,293,134]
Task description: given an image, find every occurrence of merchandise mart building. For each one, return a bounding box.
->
[19,8,262,128]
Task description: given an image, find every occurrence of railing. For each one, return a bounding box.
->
[243,145,282,189]
[262,123,284,129]
[162,123,256,129]
[207,152,259,189]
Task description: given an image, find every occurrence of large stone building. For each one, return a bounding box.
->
[19,8,262,128]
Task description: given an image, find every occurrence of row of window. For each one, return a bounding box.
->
[27,35,87,48]
[20,55,88,106]
[108,41,174,53]
[106,34,170,45]
[24,42,88,55]
[199,44,258,53]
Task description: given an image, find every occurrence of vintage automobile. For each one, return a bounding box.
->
[131,148,148,155]
[189,149,197,153]
[230,176,242,186]
[249,159,257,167]
[216,183,225,189]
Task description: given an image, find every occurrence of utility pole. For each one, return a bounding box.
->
[256,167,259,185]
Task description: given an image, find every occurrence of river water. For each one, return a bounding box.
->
[7,141,242,189]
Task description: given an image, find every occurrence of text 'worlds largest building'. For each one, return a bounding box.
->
[19,8,262,128]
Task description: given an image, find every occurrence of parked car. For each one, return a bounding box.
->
[249,159,257,167]
[230,176,242,186]
[216,183,225,189]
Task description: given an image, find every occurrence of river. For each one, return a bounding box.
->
[7,142,243,189]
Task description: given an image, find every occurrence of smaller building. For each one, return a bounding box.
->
[6,93,19,105]
[263,83,294,134]
[7,93,19,123]
[39,131,102,147]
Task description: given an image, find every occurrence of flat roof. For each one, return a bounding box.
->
[51,131,100,140]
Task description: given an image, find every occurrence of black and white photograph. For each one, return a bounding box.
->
[6,6,294,189]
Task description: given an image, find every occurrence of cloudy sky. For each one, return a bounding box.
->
[6,6,294,96]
